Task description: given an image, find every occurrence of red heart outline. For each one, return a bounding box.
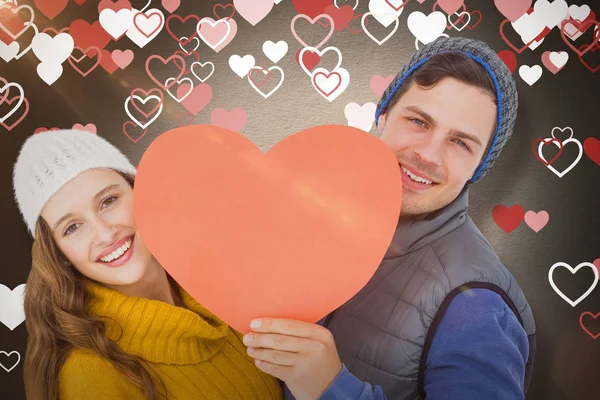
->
[0,95,29,131]
[68,46,102,77]
[385,0,409,12]
[466,10,483,30]
[133,10,164,38]
[165,13,201,45]
[172,49,200,75]
[560,19,600,57]
[212,3,236,21]
[145,53,186,90]
[122,120,148,143]
[532,138,563,166]
[577,42,600,73]
[313,71,342,96]
[579,311,600,340]
[499,18,536,54]
[248,67,271,87]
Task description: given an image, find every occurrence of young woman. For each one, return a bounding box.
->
[13,129,283,400]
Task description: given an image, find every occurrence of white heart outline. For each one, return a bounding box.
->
[537,137,583,178]
[0,350,20,373]
[551,126,574,141]
[196,17,231,51]
[139,0,151,13]
[124,94,163,129]
[191,61,215,83]
[179,36,200,54]
[0,4,34,40]
[164,77,194,103]
[448,11,471,32]
[334,0,358,10]
[247,65,285,99]
[11,22,38,60]
[0,82,24,123]
[548,262,599,307]
[415,33,449,50]
[361,11,400,45]
[298,45,342,77]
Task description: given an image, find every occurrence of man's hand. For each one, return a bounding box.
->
[243,318,343,400]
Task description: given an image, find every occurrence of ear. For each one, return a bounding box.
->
[376,114,386,134]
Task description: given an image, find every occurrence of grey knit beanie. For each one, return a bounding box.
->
[375,36,518,185]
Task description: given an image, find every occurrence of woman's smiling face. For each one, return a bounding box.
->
[40,168,154,286]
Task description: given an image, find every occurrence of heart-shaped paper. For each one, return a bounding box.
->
[134,124,402,334]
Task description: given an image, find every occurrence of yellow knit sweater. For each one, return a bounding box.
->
[58,279,283,400]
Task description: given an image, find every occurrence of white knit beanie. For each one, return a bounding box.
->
[13,129,137,238]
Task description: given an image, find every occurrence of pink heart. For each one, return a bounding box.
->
[112,49,134,69]
[72,123,97,133]
[524,210,549,233]
[437,0,465,15]
[234,0,273,26]
[210,107,247,132]
[370,74,395,97]
[161,0,181,14]
[178,83,212,115]
[494,0,532,22]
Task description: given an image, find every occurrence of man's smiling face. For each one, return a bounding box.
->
[378,76,497,218]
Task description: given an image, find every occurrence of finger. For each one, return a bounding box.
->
[247,347,297,366]
[243,333,313,352]
[250,318,327,340]
[253,359,293,381]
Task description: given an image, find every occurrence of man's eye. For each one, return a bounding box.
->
[455,140,470,152]
[410,118,426,127]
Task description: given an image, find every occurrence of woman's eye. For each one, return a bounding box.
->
[64,224,78,236]
[102,195,118,208]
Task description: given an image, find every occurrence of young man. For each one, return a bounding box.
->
[242,37,536,400]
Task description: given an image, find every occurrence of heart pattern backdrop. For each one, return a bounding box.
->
[1,0,599,399]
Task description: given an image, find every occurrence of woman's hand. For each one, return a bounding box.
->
[243,318,343,400]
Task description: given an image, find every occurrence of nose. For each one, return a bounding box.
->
[91,215,119,245]
[413,133,444,167]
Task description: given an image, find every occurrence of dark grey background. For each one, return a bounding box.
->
[1,0,599,399]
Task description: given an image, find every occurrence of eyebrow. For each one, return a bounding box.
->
[403,105,483,148]
[52,184,121,233]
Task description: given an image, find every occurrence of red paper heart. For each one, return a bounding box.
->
[295,49,321,71]
[69,19,111,55]
[584,137,600,166]
[497,49,517,73]
[34,0,68,20]
[291,0,333,19]
[492,204,525,234]
[133,124,402,333]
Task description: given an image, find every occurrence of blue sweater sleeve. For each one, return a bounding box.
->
[288,289,528,400]
[424,288,529,400]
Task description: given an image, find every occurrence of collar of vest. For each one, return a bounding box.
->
[383,187,470,258]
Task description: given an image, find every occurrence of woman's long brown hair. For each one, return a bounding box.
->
[23,171,167,400]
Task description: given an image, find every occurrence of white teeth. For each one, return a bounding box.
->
[100,239,132,263]
[401,166,433,185]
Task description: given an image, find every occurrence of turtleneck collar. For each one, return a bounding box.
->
[383,188,470,258]
[83,277,230,365]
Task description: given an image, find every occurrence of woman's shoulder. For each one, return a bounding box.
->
[59,348,143,399]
